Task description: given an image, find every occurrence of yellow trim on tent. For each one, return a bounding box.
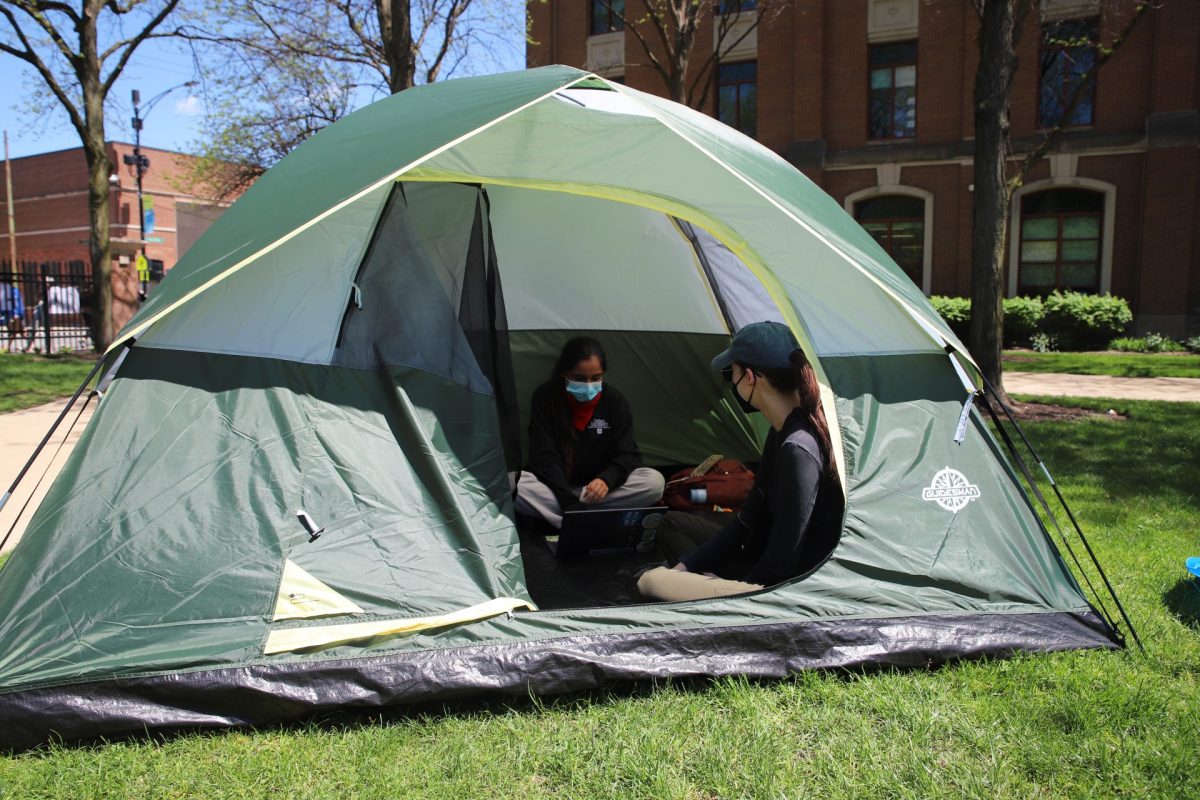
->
[263,597,535,655]
[273,559,366,621]
[401,168,848,491]
[605,80,978,374]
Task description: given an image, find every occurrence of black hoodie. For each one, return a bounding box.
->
[526,381,643,510]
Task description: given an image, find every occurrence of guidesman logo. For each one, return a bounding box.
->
[922,467,981,512]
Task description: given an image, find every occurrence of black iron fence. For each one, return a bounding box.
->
[0,259,95,353]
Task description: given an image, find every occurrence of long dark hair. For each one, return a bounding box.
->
[548,336,607,476]
[742,348,834,473]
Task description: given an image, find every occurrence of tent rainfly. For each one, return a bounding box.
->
[0,66,1126,749]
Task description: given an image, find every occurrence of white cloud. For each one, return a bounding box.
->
[174,95,202,116]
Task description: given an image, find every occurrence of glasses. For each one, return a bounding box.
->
[721,366,734,383]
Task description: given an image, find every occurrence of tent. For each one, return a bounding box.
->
[0,66,1122,749]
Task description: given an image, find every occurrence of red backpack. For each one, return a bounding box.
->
[662,456,755,511]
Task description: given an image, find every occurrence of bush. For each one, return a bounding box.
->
[1184,336,1200,355]
[1040,291,1132,350]
[1108,332,1184,353]
[929,295,1045,347]
[929,295,971,342]
[1003,296,1044,348]
[1031,332,1058,353]
[1109,337,1146,352]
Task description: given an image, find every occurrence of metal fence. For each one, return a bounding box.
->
[0,259,95,353]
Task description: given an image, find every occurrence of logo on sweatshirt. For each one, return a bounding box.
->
[587,418,610,435]
[922,467,981,512]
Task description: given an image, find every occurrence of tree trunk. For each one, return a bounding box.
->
[970,0,1016,403]
[81,17,113,351]
[379,0,416,93]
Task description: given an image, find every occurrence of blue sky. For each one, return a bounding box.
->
[1,37,206,159]
[1,12,526,161]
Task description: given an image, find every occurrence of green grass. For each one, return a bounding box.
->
[0,353,99,413]
[1003,350,1200,379]
[2,399,1199,798]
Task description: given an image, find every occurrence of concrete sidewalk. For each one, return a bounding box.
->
[1,399,94,554]
[1005,371,1200,402]
[2,370,1198,554]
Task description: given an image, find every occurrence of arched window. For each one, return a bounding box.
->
[854,194,925,285]
[1018,189,1103,294]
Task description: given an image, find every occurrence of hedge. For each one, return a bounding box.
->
[928,291,1132,351]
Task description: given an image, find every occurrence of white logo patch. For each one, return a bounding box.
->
[922,467,981,512]
[587,418,610,435]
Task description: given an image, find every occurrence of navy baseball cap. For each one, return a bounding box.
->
[710,321,800,370]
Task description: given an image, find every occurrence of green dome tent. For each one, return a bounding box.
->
[0,66,1122,748]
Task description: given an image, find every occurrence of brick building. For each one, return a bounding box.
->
[1,142,228,333]
[527,0,1200,336]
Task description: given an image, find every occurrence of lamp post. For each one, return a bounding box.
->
[125,80,196,300]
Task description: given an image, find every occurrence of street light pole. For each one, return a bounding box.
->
[123,81,195,301]
[129,90,149,280]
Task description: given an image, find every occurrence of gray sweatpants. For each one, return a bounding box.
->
[513,467,666,529]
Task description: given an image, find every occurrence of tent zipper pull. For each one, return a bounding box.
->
[954,392,977,444]
[351,282,362,310]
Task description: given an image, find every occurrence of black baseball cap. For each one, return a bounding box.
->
[710,321,800,370]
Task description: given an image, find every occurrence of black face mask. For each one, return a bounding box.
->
[728,368,758,415]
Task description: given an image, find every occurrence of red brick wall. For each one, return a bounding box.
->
[545,1,1200,330]
[1,143,230,338]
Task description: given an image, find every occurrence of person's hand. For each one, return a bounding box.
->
[581,478,609,503]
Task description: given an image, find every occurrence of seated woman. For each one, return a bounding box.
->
[515,336,665,529]
[638,321,842,602]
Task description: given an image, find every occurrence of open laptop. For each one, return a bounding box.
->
[553,506,668,560]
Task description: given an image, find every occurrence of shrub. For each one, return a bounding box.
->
[930,294,1045,348]
[1002,296,1044,348]
[1031,332,1058,353]
[1141,332,1184,353]
[929,295,971,342]
[1184,336,1200,355]
[1109,337,1146,353]
[1040,291,1132,350]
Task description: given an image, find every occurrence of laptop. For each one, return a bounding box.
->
[553,506,668,560]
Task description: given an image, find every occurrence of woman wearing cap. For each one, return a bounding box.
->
[515,335,665,529]
[637,321,842,601]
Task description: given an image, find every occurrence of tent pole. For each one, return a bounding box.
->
[0,349,111,518]
[976,391,1121,635]
[978,380,1144,652]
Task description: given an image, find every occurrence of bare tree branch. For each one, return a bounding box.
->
[101,0,182,95]
[0,4,87,137]
[1013,1,1153,186]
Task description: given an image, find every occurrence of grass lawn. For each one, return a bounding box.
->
[0,353,99,413]
[1003,350,1200,379]
[2,398,1198,798]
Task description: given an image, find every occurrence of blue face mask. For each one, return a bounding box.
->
[565,379,603,402]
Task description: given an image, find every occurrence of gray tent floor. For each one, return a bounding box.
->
[516,509,734,610]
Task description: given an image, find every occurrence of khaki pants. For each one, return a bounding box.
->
[636,567,763,602]
[513,467,666,529]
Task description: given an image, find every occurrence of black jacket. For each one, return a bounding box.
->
[526,381,643,510]
[681,408,842,586]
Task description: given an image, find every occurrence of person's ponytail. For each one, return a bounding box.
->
[788,349,833,474]
[746,348,835,473]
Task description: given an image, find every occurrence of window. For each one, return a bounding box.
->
[1018,189,1103,293]
[717,0,757,13]
[590,0,624,36]
[1039,17,1097,128]
[717,61,757,137]
[854,195,924,285]
[869,41,917,139]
